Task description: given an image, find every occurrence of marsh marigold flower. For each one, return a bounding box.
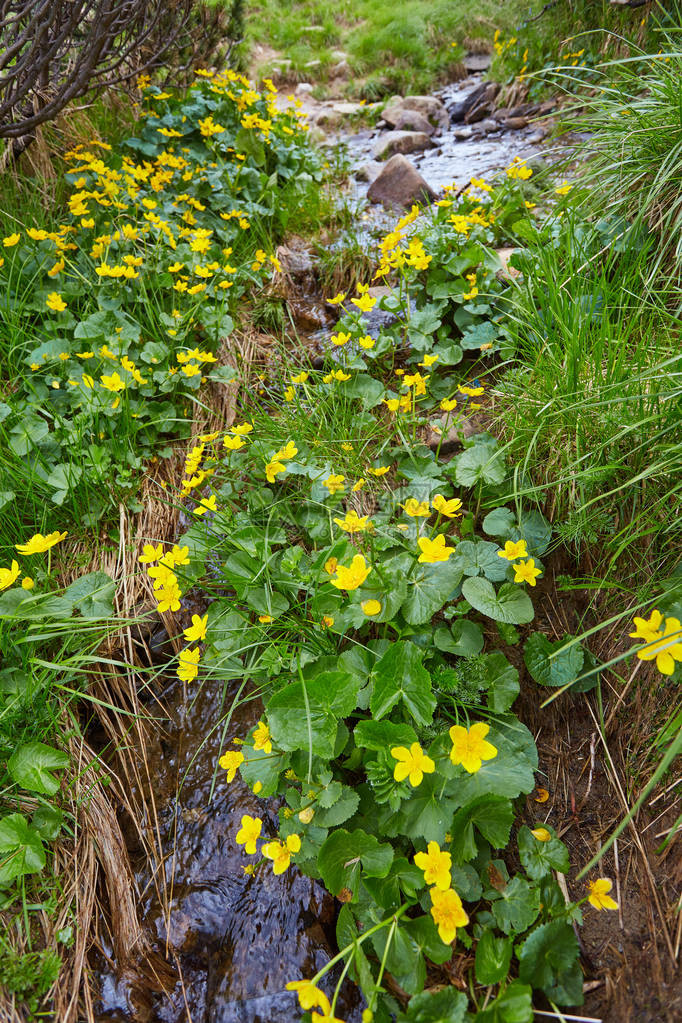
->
[46,292,67,312]
[218,750,244,782]
[587,878,618,911]
[286,979,331,1014]
[184,613,208,642]
[253,720,272,753]
[497,539,528,561]
[16,531,67,555]
[449,722,497,773]
[323,474,345,495]
[177,647,200,682]
[0,560,20,590]
[432,494,462,518]
[361,599,381,616]
[513,559,542,586]
[236,814,262,854]
[414,841,452,890]
[262,834,301,874]
[417,534,455,564]
[629,611,682,675]
[333,510,371,534]
[402,498,430,517]
[430,887,469,944]
[391,742,435,787]
[330,554,371,591]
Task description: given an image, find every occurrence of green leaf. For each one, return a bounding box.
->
[317,828,393,898]
[340,374,385,409]
[8,742,69,796]
[239,745,289,797]
[64,571,116,618]
[455,441,505,487]
[491,875,540,934]
[482,507,516,537]
[403,563,463,625]
[450,796,514,862]
[483,652,520,713]
[474,981,533,1022]
[372,924,425,995]
[31,806,63,842]
[380,773,459,844]
[0,814,46,885]
[453,540,508,581]
[404,915,452,965]
[462,578,534,625]
[314,787,360,827]
[518,826,570,879]
[524,633,587,690]
[461,320,498,350]
[354,720,418,751]
[434,619,484,657]
[267,681,337,757]
[517,920,582,1005]
[397,987,467,1023]
[475,931,513,985]
[371,641,435,727]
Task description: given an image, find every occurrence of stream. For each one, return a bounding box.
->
[95,70,555,1023]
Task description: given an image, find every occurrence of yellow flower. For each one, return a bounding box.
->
[286,980,331,1015]
[231,422,253,435]
[429,887,469,944]
[193,494,217,515]
[3,233,20,247]
[448,722,498,773]
[512,559,542,586]
[323,369,350,383]
[403,371,428,395]
[275,441,298,460]
[555,181,573,196]
[224,435,245,451]
[138,543,163,564]
[177,647,200,682]
[497,539,528,561]
[417,534,455,564]
[458,384,484,396]
[414,841,452,890]
[330,554,371,591]
[402,498,430,518]
[358,334,375,350]
[351,292,376,312]
[534,787,550,803]
[284,386,295,402]
[629,608,664,641]
[323,474,345,495]
[324,557,338,575]
[0,561,21,590]
[265,458,286,483]
[440,398,458,412]
[100,372,125,392]
[184,613,208,642]
[321,615,335,628]
[530,827,552,842]
[331,332,351,347]
[419,353,439,367]
[258,614,274,623]
[155,581,182,613]
[219,750,244,782]
[262,835,300,874]
[632,615,682,675]
[236,814,262,854]
[390,742,435,787]
[432,494,462,518]
[333,510,371,534]
[21,576,34,590]
[16,531,67,555]
[46,292,67,312]
[253,720,272,753]
[587,878,618,911]
[326,292,346,305]
[291,371,309,384]
[361,599,382,616]
[352,478,366,492]
[368,466,390,477]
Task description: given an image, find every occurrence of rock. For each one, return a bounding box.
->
[295,82,314,95]
[332,101,365,115]
[372,130,433,161]
[464,53,492,72]
[367,154,437,209]
[504,116,528,130]
[448,82,487,122]
[464,82,501,124]
[277,245,315,277]
[526,128,547,144]
[331,59,349,76]
[355,161,383,183]
[314,107,342,127]
[380,95,405,127]
[331,49,347,61]
[402,95,449,133]
[478,118,499,134]
[392,108,435,135]
[304,59,322,69]
[452,126,473,140]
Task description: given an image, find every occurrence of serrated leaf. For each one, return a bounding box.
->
[518,825,570,879]
[317,828,393,898]
[267,681,337,758]
[482,507,516,537]
[475,931,513,985]
[462,578,534,625]
[455,442,505,487]
[517,920,582,1005]
[483,651,520,713]
[64,571,116,618]
[354,720,418,751]
[474,980,533,1022]
[453,540,508,581]
[397,987,468,1023]
[371,641,435,727]
[314,787,360,827]
[403,563,463,625]
[450,796,514,862]
[8,742,69,796]
[523,633,585,689]
[491,875,540,934]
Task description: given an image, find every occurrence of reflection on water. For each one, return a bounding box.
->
[95,671,360,1022]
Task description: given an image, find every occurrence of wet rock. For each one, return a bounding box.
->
[402,95,449,133]
[478,118,499,134]
[295,82,314,95]
[392,108,435,135]
[372,130,433,160]
[332,101,365,116]
[447,82,487,122]
[314,107,342,128]
[277,245,315,277]
[464,52,492,72]
[287,297,329,331]
[464,82,501,124]
[504,115,528,130]
[526,128,547,144]
[380,94,405,126]
[355,160,383,183]
[367,154,437,209]
[452,126,473,140]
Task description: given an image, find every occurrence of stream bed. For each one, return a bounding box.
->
[95,72,555,1023]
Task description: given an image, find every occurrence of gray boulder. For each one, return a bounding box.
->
[392,108,435,135]
[367,154,437,209]
[380,95,405,126]
[402,95,449,133]
[372,130,433,161]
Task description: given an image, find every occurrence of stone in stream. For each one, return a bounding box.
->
[380,94,405,126]
[392,108,435,135]
[464,52,492,72]
[402,94,450,133]
[355,160,383,183]
[367,154,437,209]
[372,130,433,160]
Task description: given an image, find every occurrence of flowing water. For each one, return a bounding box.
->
[95,72,555,1023]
